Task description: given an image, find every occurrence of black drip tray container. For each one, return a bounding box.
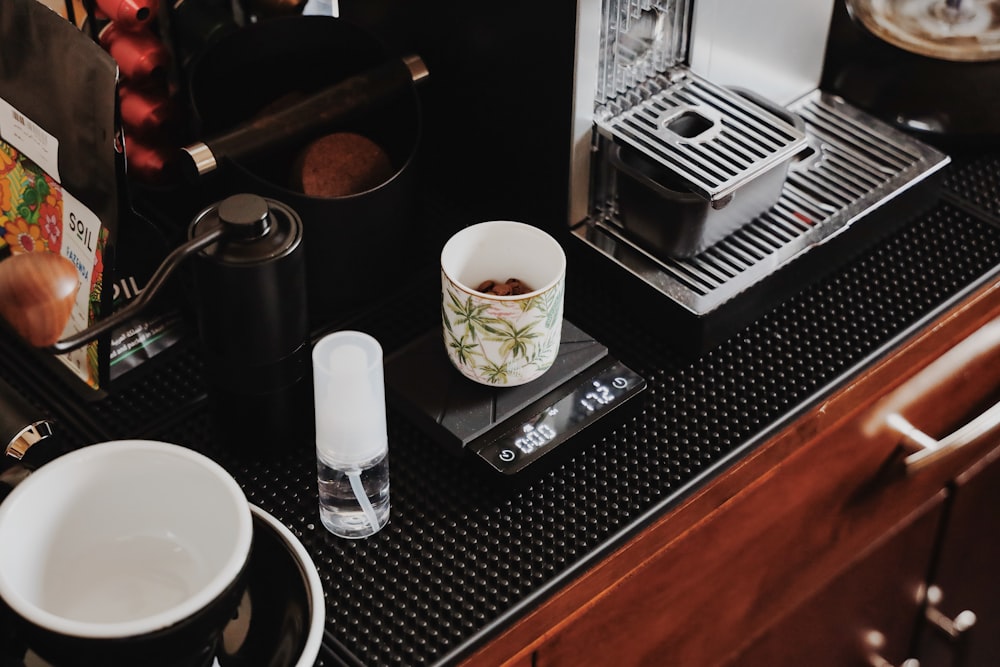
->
[609,142,792,259]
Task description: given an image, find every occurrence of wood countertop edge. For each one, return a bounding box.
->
[459,277,1000,667]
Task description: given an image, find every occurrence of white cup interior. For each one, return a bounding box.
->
[0,440,252,639]
[441,221,566,296]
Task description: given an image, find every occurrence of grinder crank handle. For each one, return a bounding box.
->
[0,376,60,502]
[0,376,54,464]
[180,54,429,180]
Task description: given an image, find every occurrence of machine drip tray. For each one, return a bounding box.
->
[385,320,646,476]
[576,90,950,353]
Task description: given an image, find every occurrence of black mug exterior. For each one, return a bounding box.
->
[6,556,250,667]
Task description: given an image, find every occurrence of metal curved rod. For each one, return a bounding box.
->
[48,227,224,354]
[864,315,1000,475]
[889,402,1000,474]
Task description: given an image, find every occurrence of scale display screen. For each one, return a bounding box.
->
[385,321,647,476]
[472,360,645,474]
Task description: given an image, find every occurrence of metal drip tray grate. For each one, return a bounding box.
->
[596,69,807,201]
[578,90,950,317]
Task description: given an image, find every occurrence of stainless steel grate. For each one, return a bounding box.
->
[595,0,691,106]
[576,90,950,315]
[596,69,807,201]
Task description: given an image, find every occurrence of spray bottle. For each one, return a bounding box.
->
[313,330,389,538]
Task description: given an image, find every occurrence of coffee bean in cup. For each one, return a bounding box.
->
[476,278,532,296]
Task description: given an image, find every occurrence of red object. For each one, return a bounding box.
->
[124,136,178,185]
[119,85,174,137]
[93,0,159,31]
[99,23,170,83]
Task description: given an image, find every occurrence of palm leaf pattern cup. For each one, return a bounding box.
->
[441,220,566,386]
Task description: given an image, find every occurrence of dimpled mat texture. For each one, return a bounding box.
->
[2,152,1000,666]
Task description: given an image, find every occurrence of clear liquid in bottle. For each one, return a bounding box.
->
[317,451,389,538]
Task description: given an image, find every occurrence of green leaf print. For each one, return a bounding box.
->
[442,302,453,334]
[446,291,495,341]
[530,337,556,370]
[479,359,511,385]
[517,296,539,313]
[487,319,541,361]
[446,331,478,367]
[542,283,563,329]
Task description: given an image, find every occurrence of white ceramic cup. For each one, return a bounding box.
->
[441,220,566,386]
[0,440,253,666]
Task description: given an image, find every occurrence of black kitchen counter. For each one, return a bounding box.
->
[2,152,999,666]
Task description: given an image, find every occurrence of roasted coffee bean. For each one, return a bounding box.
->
[475,277,532,296]
[506,278,527,295]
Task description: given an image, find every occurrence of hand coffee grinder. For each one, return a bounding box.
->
[0,193,311,455]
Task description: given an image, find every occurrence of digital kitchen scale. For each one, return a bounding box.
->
[384,320,646,476]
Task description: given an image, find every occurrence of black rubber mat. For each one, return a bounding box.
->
[2,154,999,666]
[944,152,1000,223]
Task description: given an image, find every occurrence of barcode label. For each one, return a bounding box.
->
[0,97,60,181]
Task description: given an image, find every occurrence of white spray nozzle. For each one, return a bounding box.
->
[313,331,387,467]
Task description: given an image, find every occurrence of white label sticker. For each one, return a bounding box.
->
[0,98,60,181]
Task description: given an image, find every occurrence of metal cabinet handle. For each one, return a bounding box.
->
[869,657,920,667]
[890,403,1000,474]
[864,316,1000,475]
[866,630,921,667]
[924,585,977,640]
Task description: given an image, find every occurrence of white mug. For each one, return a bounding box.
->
[0,440,253,666]
[441,220,566,387]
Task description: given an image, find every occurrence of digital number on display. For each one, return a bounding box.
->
[476,362,645,474]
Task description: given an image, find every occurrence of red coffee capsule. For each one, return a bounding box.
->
[93,0,160,31]
[119,85,174,137]
[99,23,171,83]
[124,136,178,185]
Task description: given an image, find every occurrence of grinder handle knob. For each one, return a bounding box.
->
[0,376,54,465]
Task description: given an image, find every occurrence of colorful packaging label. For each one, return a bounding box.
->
[0,99,107,387]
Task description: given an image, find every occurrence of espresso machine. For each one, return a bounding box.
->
[342,0,953,352]
[564,0,951,351]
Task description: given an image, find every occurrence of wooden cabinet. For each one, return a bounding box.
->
[732,432,1000,667]
[460,279,1000,667]
[732,307,1000,667]
[727,492,945,667]
[916,439,1000,667]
